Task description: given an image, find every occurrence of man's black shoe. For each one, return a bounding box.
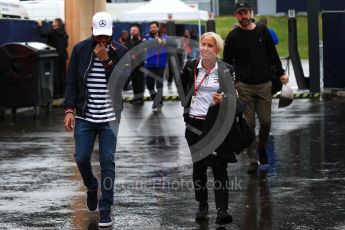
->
[215,209,233,225]
[129,98,144,105]
[99,210,112,227]
[195,202,208,222]
[258,147,268,164]
[152,102,157,110]
[86,190,98,212]
[247,162,259,174]
[152,101,163,111]
[123,83,132,91]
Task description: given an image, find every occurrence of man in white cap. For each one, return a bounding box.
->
[64,11,127,227]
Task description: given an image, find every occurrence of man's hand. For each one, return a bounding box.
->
[64,113,75,131]
[155,36,165,45]
[280,74,289,85]
[37,20,43,26]
[94,44,109,61]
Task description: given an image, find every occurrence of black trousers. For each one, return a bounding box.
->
[185,118,229,211]
[54,59,66,98]
[145,67,165,98]
[131,65,145,99]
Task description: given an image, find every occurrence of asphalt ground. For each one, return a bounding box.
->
[0,97,345,229]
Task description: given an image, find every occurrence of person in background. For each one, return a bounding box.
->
[119,29,131,48]
[119,30,132,91]
[160,22,177,86]
[143,21,168,111]
[63,12,127,227]
[180,32,233,225]
[37,18,68,99]
[223,1,288,174]
[159,22,168,37]
[181,29,192,59]
[129,24,145,105]
[189,27,200,59]
[259,17,279,45]
[189,27,199,42]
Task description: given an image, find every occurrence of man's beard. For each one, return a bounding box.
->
[150,31,158,36]
[239,18,251,27]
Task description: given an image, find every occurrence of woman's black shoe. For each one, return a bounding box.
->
[215,209,233,225]
[195,202,208,222]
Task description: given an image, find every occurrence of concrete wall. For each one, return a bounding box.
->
[64,0,106,57]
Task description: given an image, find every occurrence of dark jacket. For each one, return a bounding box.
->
[202,99,253,164]
[38,25,68,61]
[143,33,168,69]
[129,35,144,67]
[180,58,235,120]
[180,58,239,163]
[64,37,128,119]
[223,23,284,84]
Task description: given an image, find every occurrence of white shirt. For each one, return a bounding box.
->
[189,59,219,116]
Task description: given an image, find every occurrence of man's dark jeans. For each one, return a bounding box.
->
[74,119,119,211]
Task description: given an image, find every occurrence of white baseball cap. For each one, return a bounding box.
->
[92,12,113,36]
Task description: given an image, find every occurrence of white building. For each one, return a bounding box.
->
[20,0,64,20]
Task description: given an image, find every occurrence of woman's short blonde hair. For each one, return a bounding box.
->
[199,32,224,58]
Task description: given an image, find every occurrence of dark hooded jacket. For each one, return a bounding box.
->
[180,58,244,164]
[38,24,68,61]
[64,37,128,120]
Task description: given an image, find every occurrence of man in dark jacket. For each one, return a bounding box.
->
[129,24,145,105]
[223,1,289,174]
[37,18,68,98]
[63,12,127,227]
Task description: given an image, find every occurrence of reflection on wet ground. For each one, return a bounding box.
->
[0,99,345,229]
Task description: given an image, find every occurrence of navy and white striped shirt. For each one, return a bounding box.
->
[80,57,116,123]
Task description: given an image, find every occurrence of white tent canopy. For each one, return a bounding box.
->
[121,0,209,22]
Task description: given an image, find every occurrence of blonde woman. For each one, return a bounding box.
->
[180,32,233,225]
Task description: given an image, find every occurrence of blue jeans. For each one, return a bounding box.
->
[74,118,119,211]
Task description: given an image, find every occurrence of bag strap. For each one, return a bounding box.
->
[256,23,286,77]
[185,58,199,76]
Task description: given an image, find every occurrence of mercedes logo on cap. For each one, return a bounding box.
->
[240,3,244,6]
[99,20,107,27]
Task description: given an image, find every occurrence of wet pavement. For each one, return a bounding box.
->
[1,98,345,230]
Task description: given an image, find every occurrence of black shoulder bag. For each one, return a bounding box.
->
[202,98,255,164]
[256,23,283,95]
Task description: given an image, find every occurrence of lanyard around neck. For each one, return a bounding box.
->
[193,61,215,96]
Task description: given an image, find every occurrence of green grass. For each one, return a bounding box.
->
[215,15,314,59]
[182,15,322,59]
